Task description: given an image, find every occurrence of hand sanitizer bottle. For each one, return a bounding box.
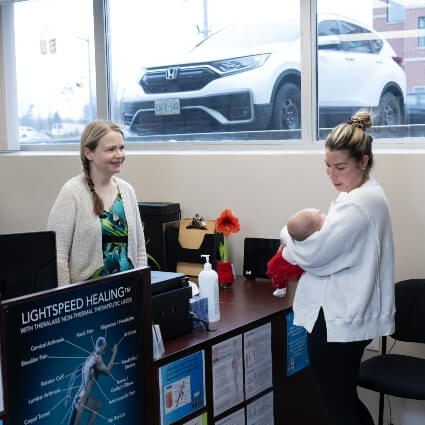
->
[199,254,220,324]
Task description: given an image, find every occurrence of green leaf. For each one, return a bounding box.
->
[147,252,161,270]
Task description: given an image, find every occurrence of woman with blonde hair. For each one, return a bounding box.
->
[48,120,147,285]
[281,110,395,425]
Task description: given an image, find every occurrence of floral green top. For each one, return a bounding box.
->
[89,192,133,279]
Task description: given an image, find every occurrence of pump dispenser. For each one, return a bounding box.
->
[199,255,220,324]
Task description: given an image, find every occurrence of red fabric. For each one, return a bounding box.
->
[266,253,304,289]
[217,261,234,285]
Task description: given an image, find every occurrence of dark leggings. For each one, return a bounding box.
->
[307,309,375,425]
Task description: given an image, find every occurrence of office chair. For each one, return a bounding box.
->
[358,279,425,425]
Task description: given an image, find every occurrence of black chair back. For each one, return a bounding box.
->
[393,279,425,343]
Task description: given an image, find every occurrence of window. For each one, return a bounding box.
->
[419,17,425,48]
[1,0,425,149]
[387,0,405,23]
[339,21,373,54]
[14,0,95,143]
[109,0,302,141]
[316,0,425,140]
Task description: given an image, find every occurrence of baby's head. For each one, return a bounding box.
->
[287,208,325,241]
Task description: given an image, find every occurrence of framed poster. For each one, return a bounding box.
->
[215,408,245,425]
[159,350,206,425]
[0,268,151,425]
[183,412,208,425]
[212,335,243,416]
[246,392,273,425]
[286,312,309,376]
[244,323,272,399]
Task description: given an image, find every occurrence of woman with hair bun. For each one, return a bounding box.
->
[48,120,147,286]
[280,110,395,425]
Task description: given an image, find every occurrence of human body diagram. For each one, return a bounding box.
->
[65,337,117,425]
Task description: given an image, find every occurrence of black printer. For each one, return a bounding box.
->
[151,271,192,341]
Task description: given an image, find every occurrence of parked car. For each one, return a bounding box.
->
[122,13,406,136]
[18,126,50,142]
[406,91,425,124]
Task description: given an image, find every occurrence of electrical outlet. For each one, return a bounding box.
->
[366,338,380,352]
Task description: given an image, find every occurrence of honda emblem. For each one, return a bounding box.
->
[165,67,179,80]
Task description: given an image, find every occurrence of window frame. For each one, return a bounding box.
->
[419,16,425,48]
[1,0,424,152]
[387,0,405,24]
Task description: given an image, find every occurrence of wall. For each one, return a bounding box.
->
[1,148,425,424]
[2,149,425,281]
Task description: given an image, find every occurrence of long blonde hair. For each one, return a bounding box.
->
[80,120,124,216]
[325,110,374,170]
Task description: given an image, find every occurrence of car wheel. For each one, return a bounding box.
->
[376,91,402,126]
[272,83,301,130]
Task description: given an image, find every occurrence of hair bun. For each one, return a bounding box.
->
[347,117,365,130]
[347,110,372,130]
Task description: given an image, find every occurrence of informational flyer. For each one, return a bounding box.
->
[215,408,245,425]
[183,412,208,425]
[212,335,243,416]
[246,392,274,425]
[286,312,309,376]
[2,277,145,425]
[244,322,272,399]
[159,350,206,425]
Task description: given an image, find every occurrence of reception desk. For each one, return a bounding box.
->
[0,270,329,425]
[152,278,329,425]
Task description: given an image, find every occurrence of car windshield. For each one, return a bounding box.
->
[194,19,300,50]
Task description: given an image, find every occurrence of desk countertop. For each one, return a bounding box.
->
[158,277,298,360]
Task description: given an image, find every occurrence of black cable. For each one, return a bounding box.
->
[189,311,211,332]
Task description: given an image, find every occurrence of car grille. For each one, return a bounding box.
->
[123,92,254,135]
[140,66,220,94]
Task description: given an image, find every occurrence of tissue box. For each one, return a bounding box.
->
[189,296,208,328]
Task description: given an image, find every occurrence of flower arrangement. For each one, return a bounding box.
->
[216,209,241,263]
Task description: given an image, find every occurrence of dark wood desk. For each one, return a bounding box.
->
[153,278,329,425]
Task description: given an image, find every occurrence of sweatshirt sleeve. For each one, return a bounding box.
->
[282,201,368,277]
[47,183,77,286]
[280,225,290,245]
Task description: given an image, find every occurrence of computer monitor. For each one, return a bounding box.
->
[0,230,58,300]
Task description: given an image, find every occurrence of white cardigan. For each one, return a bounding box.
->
[281,178,395,342]
[47,174,147,286]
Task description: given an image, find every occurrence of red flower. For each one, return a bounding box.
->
[216,209,240,237]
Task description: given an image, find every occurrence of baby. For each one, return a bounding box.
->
[267,208,326,297]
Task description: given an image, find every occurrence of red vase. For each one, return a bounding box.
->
[217,261,234,288]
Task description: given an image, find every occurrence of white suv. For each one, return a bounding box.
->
[122,13,406,136]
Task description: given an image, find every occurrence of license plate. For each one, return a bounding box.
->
[154,98,180,116]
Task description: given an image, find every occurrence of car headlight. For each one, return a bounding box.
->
[211,54,270,75]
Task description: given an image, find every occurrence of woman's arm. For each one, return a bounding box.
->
[47,183,77,286]
[283,201,368,276]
